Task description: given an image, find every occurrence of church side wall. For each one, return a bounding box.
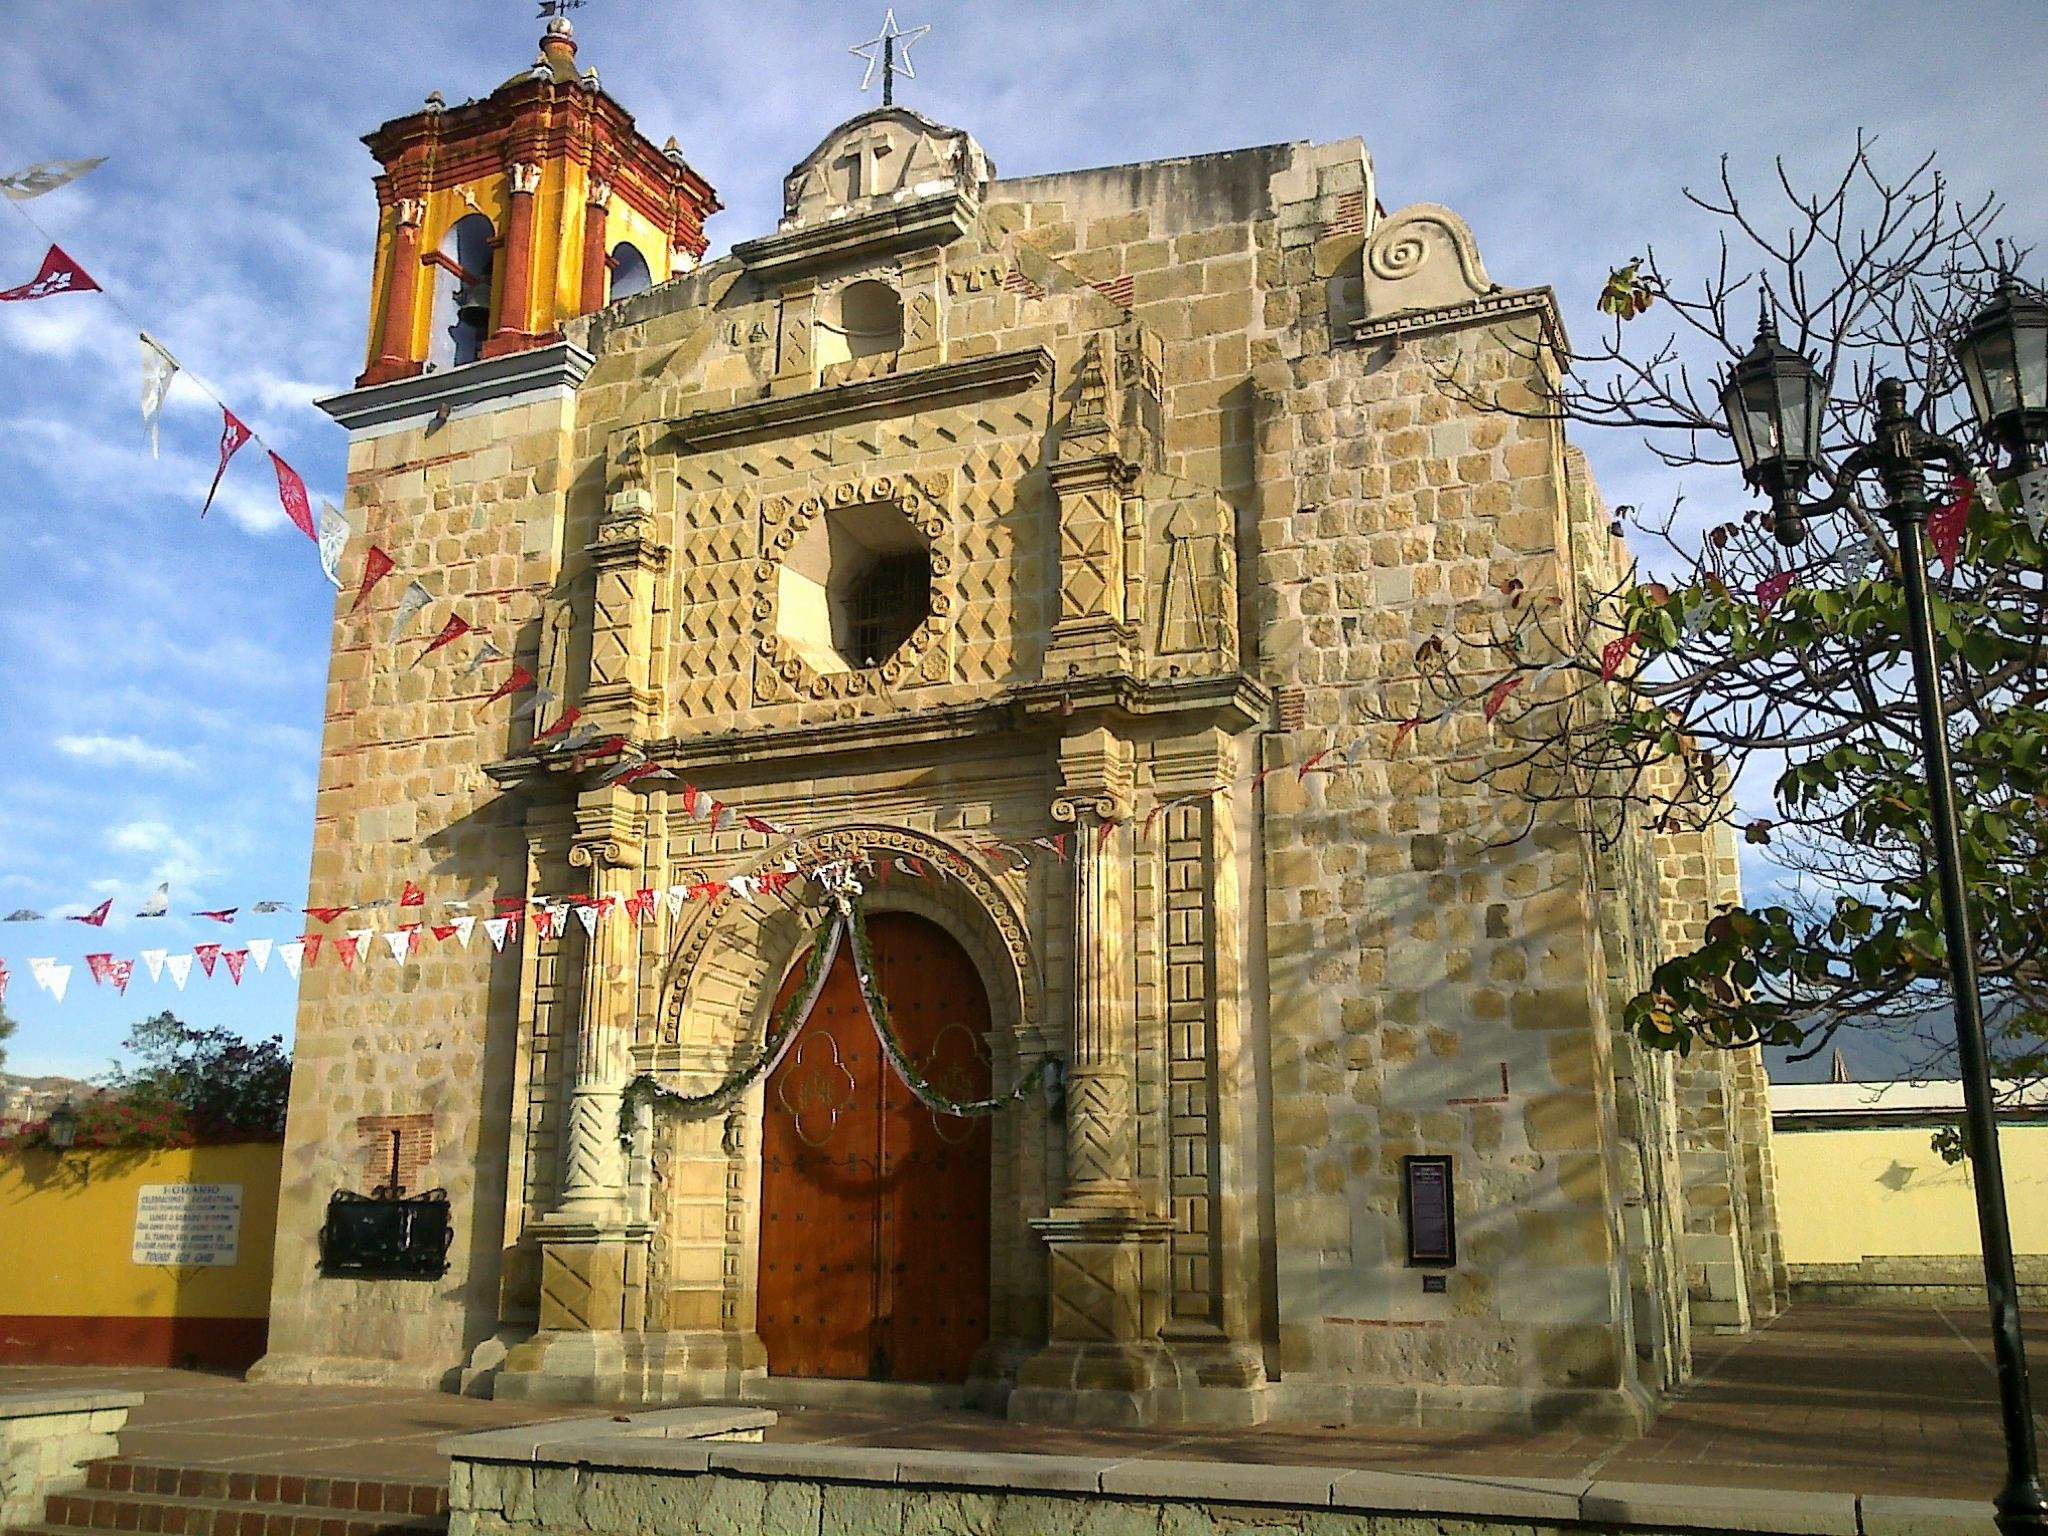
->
[254,396,574,1387]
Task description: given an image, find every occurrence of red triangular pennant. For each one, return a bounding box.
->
[482,666,535,707]
[1930,474,1972,574]
[86,953,115,984]
[305,905,348,923]
[400,881,424,908]
[302,934,323,967]
[335,935,359,971]
[201,408,252,518]
[1600,632,1642,682]
[68,898,113,927]
[350,547,395,614]
[417,612,472,661]
[431,923,458,942]
[0,245,100,302]
[267,452,320,543]
[222,949,248,984]
[194,943,221,977]
[1483,673,1525,722]
[534,707,582,743]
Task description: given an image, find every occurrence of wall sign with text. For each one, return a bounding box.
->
[1403,1154,1456,1267]
[132,1183,244,1267]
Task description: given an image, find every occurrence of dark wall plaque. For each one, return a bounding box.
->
[1403,1154,1456,1267]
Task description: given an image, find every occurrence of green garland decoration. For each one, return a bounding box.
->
[844,898,1053,1118]
[617,908,842,1144]
[618,888,1051,1145]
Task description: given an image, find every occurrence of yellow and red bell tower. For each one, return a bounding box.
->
[354,16,719,387]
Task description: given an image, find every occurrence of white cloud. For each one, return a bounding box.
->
[53,733,195,774]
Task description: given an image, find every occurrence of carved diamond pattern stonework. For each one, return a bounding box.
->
[750,470,953,702]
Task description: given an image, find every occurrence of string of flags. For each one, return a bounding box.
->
[0,156,348,580]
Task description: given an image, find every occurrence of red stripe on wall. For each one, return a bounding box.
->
[0,1315,268,1371]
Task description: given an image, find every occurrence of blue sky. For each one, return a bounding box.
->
[1,1,2043,1080]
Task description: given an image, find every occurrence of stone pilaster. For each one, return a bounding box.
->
[1015,731,1182,1425]
[583,433,668,739]
[1044,333,1137,677]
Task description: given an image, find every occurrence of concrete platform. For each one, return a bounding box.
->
[3,1304,2041,1501]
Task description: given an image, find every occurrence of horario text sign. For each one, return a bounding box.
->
[132,1182,244,1267]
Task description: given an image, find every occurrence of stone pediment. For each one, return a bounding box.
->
[780,106,993,230]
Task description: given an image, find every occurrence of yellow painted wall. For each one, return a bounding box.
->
[0,1143,281,1319]
[1772,1124,2048,1265]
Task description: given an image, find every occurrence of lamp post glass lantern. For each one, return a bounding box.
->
[1715,287,2048,1535]
[1954,276,2048,476]
[1720,309,1829,526]
[45,1099,78,1150]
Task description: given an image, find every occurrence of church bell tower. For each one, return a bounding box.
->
[354,15,720,386]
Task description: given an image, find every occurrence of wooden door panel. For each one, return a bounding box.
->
[873,915,992,1384]
[757,949,882,1380]
[755,913,991,1384]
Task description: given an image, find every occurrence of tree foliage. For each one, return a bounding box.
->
[1378,136,2045,1090]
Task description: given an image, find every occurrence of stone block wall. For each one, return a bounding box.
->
[0,1390,138,1526]
[256,379,579,1387]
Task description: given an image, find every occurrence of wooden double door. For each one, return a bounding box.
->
[756,912,992,1383]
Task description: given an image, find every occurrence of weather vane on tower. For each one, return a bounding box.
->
[536,0,584,19]
[850,9,930,108]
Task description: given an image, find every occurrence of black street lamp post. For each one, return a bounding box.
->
[1721,282,2048,1535]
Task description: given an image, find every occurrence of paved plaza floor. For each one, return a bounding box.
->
[3,1305,2040,1499]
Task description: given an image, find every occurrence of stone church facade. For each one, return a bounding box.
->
[254,21,1784,1430]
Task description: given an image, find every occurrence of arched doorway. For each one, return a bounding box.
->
[756,912,991,1383]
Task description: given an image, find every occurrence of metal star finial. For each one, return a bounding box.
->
[850,9,929,107]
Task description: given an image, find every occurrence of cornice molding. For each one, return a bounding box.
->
[317,340,595,434]
[666,346,1051,455]
[731,191,975,285]
[1350,285,1569,361]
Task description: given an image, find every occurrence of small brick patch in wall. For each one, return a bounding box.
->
[1275,687,1306,731]
[1332,189,1367,237]
[1091,275,1135,308]
[357,1112,435,1194]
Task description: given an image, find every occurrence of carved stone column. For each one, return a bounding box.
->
[578,179,612,315]
[496,802,655,1404]
[1014,730,1177,1425]
[483,160,544,358]
[361,197,425,386]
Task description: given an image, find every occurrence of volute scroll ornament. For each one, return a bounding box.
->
[568,838,632,871]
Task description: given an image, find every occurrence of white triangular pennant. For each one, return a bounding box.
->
[137,879,170,918]
[484,916,512,951]
[317,501,351,590]
[247,936,273,972]
[140,948,168,982]
[2019,466,2048,543]
[665,884,689,918]
[139,333,177,458]
[463,640,506,677]
[389,580,433,644]
[347,926,376,964]
[381,929,412,963]
[452,914,476,947]
[575,903,599,936]
[28,958,69,1002]
[166,953,193,990]
[277,940,304,979]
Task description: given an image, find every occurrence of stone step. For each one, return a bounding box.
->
[35,1478,445,1536]
[80,1464,446,1522]
[38,1493,441,1536]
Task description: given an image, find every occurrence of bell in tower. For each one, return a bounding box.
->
[352,14,720,387]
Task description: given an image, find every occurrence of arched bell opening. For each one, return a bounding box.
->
[608,240,652,301]
[428,212,496,369]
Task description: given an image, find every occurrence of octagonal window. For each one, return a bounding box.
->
[777,501,932,673]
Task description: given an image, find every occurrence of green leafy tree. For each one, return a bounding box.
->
[70,1012,292,1147]
[1402,137,2044,1093]
[0,998,15,1075]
